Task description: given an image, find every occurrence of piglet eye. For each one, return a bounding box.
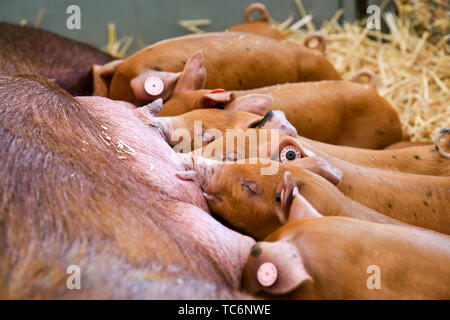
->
[280,145,302,163]
[242,184,255,193]
[241,179,261,195]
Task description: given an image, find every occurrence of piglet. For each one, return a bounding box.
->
[180,151,450,237]
[226,2,329,54]
[296,134,450,176]
[244,216,450,299]
[154,102,297,150]
[195,129,449,176]
[93,32,340,105]
[159,70,403,149]
[179,155,403,239]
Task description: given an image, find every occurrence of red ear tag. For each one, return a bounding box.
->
[207,88,227,108]
[144,76,164,96]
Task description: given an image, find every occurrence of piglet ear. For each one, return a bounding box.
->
[194,91,234,109]
[290,157,343,186]
[92,59,123,97]
[255,110,297,137]
[226,94,273,116]
[244,241,312,296]
[288,187,322,222]
[173,51,207,94]
[142,98,163,117]
[275,171,297,224]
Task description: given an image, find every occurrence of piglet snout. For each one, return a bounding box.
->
[191,156,220,187]
[176,155,219,188]
[186,156,224,203]
[176,152,194,169]
[175,152,202,184]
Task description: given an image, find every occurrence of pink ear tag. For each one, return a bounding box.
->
[257,262,278,287]
[280,145,302,163]
[144,76,164,96]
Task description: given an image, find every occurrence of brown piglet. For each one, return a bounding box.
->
[226,3,286,40]
[93,32,341,105]
[190,128,450,176]
[153,101,297,150]
[159,70,403,149]
[244,216,450,299]
[179,154,450,238]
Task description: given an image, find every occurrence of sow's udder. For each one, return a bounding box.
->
[81,96,209,209]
